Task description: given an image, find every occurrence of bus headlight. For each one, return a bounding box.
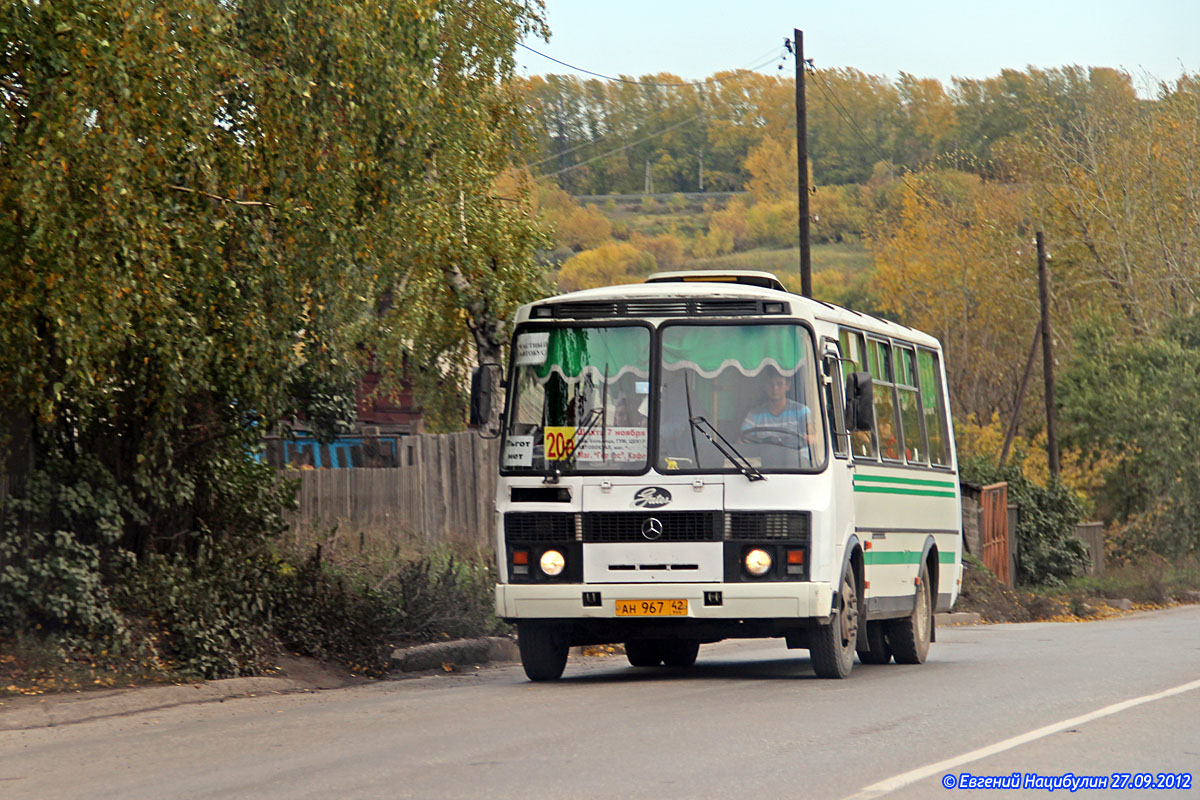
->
[744,548,772,577]
[539,549,566,577]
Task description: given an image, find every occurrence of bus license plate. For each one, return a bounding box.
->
[616,599,688,617]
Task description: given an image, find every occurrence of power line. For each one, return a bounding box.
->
[806,63,959,217]
[806,65,894,169]
[515,40,786,89]
[524,50,783,171]
[541,111,706,177]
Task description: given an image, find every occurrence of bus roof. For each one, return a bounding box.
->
[517,271,940,349]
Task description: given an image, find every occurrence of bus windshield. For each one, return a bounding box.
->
[657,323,826,474]
[503,325,651,474]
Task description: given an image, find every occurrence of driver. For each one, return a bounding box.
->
[740,368,813,456]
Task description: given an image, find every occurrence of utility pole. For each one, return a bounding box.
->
[644,160,652,196]
[794,28,812,298]
[698,150,704,192]
[1037,232,1061,479]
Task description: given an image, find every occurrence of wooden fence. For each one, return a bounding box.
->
[1074,522,1106,576]
[287,432,500,549]
[980,482,1012,586]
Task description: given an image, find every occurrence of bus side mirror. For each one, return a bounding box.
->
[470,364,502,437]
[845,371,874,432]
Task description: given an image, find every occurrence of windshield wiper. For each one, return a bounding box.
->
[689,416,765,482]
[566,407,602,468]
[543,407,603,482]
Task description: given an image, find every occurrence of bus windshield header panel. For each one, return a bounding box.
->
[503,323,651,475]
[657,322,827,475]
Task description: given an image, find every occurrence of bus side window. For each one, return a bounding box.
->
[918,349,952,467]
[839,328,876,459]
[896,345,928,466]
[823,352,848,458]
[869,338,902,462]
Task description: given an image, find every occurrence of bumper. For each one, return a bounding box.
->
[496,581,834,621]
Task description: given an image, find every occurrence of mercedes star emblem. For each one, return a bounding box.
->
[641,517,664,541]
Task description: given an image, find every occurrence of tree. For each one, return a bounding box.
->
[556,242,653,292]
[0,0,549,659]
[1059,318,1200,559]
[867,168,1042,420]
[371,1,550,431]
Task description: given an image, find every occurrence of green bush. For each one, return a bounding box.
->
[0,466,127,639]
[116,546,278,679]
[270,545,506,674]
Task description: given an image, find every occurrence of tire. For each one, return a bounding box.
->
[810,567,859,678]
[856,620,893,665]
[889,561,932,664]
[659,639,700,667]
[517,622,569,681]
[624,639,663,667]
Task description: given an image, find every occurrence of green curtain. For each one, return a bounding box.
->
[662,325,807,377]
[526,327,649,383]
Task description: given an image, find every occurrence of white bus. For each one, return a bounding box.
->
[472,270,962,681]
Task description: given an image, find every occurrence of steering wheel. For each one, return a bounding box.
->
[740,425,803,447]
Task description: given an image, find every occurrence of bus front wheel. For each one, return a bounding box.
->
[518,622,569,681]
[810,568,858,678]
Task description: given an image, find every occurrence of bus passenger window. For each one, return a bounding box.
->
[823,354,848,458]
[870,339,902,462]
[840,328,876,459]
[897,346,927,465]
[918,349,951,467]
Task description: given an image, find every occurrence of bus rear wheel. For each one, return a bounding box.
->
[856,620,893,665]
[810,568,858,678]
[889,561,932,664]
[624,639,663,667]
[518,622,569,681]
[659,639,700,667]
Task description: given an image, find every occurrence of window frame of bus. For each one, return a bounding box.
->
[821,338,850,459]
[895,343,930,466]
[654,318,829,476]
[839,326,955,472]
[917,347,953,469]
[838,328,877,460]
[866,337,905,464]
[500,320,655,476]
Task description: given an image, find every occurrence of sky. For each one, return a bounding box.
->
[518,0,1198,93]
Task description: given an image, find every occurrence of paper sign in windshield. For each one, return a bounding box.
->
[575,427,648,463]
[503,436,533,467]
[515,332,550,366]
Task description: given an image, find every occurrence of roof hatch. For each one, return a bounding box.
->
[645,270,787,293]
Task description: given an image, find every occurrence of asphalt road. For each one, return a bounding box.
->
[2,606,1198,800]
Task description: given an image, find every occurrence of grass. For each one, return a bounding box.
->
[957,552,1200,624]
[1060,554,1200,605]
[680,243,872,276]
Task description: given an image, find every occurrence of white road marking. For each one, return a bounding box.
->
[842,677,1200,800]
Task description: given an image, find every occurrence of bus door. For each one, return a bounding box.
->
[821,340,857,584]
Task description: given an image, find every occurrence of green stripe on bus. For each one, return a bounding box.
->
[864,551,959,565]
[853,485,957,498]
[853,474,957,489]
[864,551,921,565]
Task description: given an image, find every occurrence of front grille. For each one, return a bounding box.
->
[583,511,720,542]
[726,512,810,541]
[545,299,786,319]
[504,512,575,543]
